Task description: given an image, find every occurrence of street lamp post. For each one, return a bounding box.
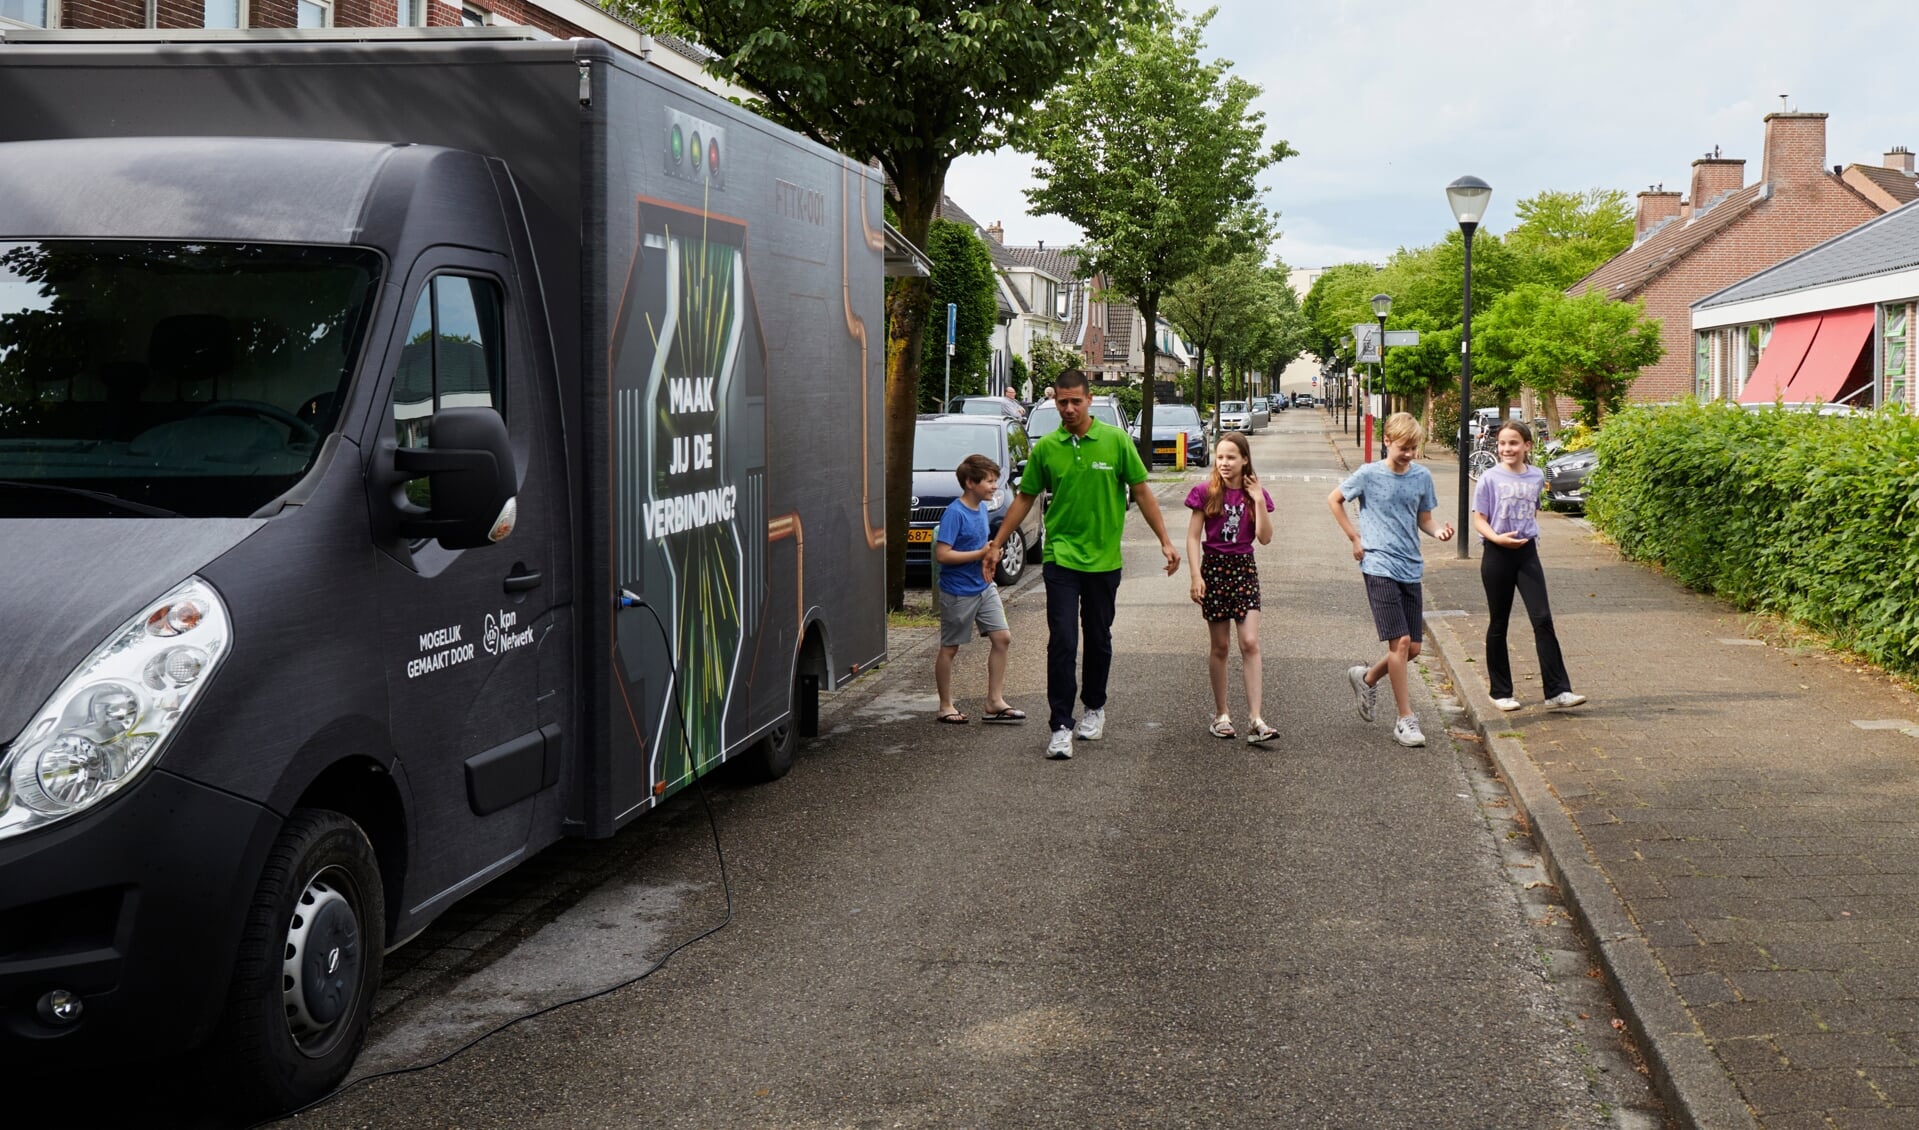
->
[1369,293,1392,461]
[1447,175,1492,560]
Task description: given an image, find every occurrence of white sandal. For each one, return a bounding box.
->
[1208,714,1235,739]
[1246,718,1278,745]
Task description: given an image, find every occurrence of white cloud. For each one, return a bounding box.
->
[945,0,1917,271]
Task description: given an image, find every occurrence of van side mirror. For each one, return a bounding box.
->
[390,407,518,549]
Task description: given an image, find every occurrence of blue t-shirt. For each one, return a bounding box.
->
[1337,460,1439,583]
[935,497,991,595]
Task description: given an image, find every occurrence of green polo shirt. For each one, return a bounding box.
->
[1018,418,1148,572]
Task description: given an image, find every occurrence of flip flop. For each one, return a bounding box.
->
[982,707,1026,723]
[935,711,969,724]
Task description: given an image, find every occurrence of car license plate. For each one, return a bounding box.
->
[1155,446,1175,456]
[907,528,934,544]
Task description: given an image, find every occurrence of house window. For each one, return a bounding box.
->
[460,4,486,24]
[295,0,329,24]
[1886,303,1911,410]
[397,0,425,24]
[203,0,240,26]
[1695,332,1712,400]
[1740,322,1770,399]
[1,0,52,26]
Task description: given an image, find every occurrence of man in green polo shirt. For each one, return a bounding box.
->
[985,369,1181,760]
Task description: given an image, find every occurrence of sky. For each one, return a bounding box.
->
[944,0,1917,272]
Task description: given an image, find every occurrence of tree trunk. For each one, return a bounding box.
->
[1538,387,1563,437]
[882,168,941,611]
[1136,291,1160,469]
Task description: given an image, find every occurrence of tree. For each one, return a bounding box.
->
[627,0,1158,607]
[1028,337,1083,396]
[1522,290,1665,426]
[1506,188,1633,289]
[918,219,999,411]
[1473,282,1561,422]
[1023,7,1293,464]
[1163,248,1266,419]
[1300,262,1382,369]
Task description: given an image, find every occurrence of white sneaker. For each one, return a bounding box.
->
[1347,665,1377,723]
[1547,691,1588,709]
[1076,708,1105,741]
[1492,697,1522,712]
[1047,727,1074,759]
[1392,715,1426,747]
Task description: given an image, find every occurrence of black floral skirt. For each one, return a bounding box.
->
[1200,552,1262,622]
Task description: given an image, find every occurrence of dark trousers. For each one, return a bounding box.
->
[1042,562,1122,732]
[1480,539,1571,700]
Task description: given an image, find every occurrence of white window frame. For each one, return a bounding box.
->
[201,0,246,28]
[296,0,332,27]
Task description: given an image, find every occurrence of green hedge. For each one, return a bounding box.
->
[1588,400,1919,673]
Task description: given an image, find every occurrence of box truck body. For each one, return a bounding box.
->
[0,32,886,1109]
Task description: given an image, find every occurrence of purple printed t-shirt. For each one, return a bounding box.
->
[1183,482,1274,555]
[1472,463,1544,543]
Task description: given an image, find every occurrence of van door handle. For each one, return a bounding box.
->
[504,570,543,593]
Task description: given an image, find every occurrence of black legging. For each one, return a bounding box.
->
[1479,538,1571,700]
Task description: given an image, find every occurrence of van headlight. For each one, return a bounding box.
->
[0,578,230,841]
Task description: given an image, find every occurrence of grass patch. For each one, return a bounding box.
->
[889,607,939,630]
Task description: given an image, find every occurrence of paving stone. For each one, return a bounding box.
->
[1826,1109,1918,1130]
[1674,972,1739,1005]
[1699,1001,1827,1039]
[1730,970,1850,1002]
[1712,1035,1787,1074]
[1740,1067,1881,1113]
[1774,1031,1913,1069]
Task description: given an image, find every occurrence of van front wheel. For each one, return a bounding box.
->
[216,809,384,1116]
[743,665,803,781]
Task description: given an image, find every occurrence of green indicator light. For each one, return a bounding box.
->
[670,124,684,164]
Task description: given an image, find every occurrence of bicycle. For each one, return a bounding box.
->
[1467,431,1497,481]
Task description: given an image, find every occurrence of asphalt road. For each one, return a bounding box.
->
[108,409,1670,1128]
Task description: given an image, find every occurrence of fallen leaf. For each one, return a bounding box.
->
[1611,1019,1626,1031]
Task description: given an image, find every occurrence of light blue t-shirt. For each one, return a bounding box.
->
[935,497,991,595]
[1337,460,1439,583]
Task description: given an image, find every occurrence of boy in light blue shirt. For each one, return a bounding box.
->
[933,453,1023,725]
[1326,412,1455,747]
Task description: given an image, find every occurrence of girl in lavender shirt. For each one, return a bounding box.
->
[1470,421,1586,712]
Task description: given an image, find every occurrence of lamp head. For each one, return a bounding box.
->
[1370,293,1393,319]
[1447,175,1492,228]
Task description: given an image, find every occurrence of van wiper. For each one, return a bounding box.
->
[0,480,181,517]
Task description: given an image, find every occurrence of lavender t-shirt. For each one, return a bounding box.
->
[1472,464,1545,543]
[1184,483,1274,555]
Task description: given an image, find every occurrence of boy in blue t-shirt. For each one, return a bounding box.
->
[933,454,1023,724]
[1326,412,1455,747]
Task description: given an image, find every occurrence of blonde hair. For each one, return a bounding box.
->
[1382,411,1423,446]
[1201,432,1254,517]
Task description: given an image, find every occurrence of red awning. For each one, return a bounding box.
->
[1784,305,1875,404]
[1739,314,1820,404]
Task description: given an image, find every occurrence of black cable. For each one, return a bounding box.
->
[258,594,732,1127]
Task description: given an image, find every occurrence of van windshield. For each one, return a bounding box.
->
[0,240,382,518]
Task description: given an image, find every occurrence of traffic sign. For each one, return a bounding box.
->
[1385,330,1421,347]
[1353,324,1380,364]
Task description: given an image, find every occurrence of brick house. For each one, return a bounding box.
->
[1693,198,1919,413]
[1572,111,1899,404]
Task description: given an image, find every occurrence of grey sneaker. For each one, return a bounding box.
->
[1547,691,1588,709]
[1347,665,1377,723]
[1392,715,1426,748]
[1047,727,1074,759]
[1492,697,1522,712]
[1076,707,1105,741]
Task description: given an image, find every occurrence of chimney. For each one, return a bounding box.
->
[1634,186,1682,238]
[1688,150,1745,212]
[1887,146,1916,174]
[1761,111,1829,186]
[985,221,1004,244]
[1679,197,1692,221]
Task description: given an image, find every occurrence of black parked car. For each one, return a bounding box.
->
[907,414,1044,586]
[1544,448,1596,512]
[1128,402,1211,466]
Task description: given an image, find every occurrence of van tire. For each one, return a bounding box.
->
[744,667,802,781]
[216,809,384,1116]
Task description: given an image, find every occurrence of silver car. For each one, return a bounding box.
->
[1216,399,1269,433]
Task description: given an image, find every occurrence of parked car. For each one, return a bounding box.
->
[1270,395,1289,412]
[1129,402,1211,467]
[1024,394,1129,439]
[907,414,1044,586]
[1544,448,1596,512]
[1217,398,1269,433]
[946,394,1027,422]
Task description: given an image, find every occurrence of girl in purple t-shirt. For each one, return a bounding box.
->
[1183,432,1277,743]
[1470,421,1586,713]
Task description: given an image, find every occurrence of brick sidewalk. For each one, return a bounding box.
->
[1323,412,1919,1130]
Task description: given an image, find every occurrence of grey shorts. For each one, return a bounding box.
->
[1363,573,1424,643]
[940,584,1009,647]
